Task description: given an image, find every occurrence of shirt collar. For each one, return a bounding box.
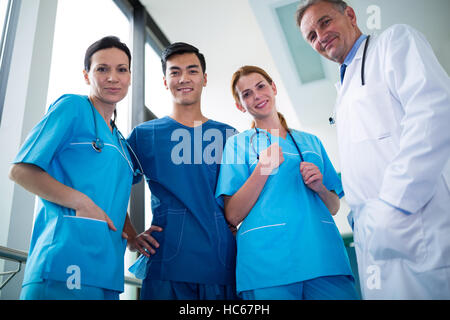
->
[342,34,368,66]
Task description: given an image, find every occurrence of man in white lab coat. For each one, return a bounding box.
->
[297,0,450,299]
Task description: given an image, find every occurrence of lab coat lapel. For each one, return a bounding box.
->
[334,36,370,122]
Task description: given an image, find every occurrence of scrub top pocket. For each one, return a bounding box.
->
[236,223,290,291]
[44,215,126,292]
[151,208,186,262]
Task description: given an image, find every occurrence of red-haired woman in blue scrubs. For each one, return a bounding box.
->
[216,65,358,300]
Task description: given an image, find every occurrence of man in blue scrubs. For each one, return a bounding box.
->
[127,42,238,300]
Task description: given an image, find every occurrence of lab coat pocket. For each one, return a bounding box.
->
[365,200,426,264]
[151,208,186,262]
[349,84,394,143]
[44,215,124,291]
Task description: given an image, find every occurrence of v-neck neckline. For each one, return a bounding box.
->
[86,96,116,137]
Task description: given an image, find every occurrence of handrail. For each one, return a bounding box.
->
[0,245,142,289]
[0,246,27,263]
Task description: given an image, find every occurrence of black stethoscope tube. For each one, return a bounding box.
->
[252,127,305,162]
[88,99,143,177]
[361,35,370,86]
[329,35,370,125]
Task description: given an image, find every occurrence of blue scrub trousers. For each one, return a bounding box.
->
[20,280,120,300]
[141,279,239,300]
[241,276,359,300]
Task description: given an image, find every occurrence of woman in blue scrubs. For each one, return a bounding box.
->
[9,36,137,300]
[215,65,358,300]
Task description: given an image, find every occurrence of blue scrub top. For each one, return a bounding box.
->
[14,94,133,292]
[215,129,353,293]
[127,116,237,285]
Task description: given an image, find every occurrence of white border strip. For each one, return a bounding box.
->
[63,215,107,224]
[240,223,286,236]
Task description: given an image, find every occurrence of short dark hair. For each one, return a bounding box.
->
[160,42,206,75]
[84,36,131,71]
[296,0,348,27]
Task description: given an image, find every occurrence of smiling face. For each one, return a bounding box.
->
[300,1,361,64]
[234,72,278,121]
[163,52,207,107]
[83,47,131,106]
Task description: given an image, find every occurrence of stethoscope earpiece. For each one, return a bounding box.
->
[329,117,335,125]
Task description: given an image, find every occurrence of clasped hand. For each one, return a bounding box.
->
[258,144,325,192]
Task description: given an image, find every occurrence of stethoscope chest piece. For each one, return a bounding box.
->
[88,97,144,176]
[92,138,104,153]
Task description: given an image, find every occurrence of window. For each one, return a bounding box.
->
[143,41,172,229]
[275,1,325,84]
[145,42,172,119]
[0,1,9,42]
[0,0,19,126]
[46,0,131,134]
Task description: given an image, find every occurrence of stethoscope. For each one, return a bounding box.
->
[89,100,144,177]
[250,127,305,162]
[329,35,370,125]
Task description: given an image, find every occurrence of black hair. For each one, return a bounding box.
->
[84,36,131,72]
[160,42,206,75]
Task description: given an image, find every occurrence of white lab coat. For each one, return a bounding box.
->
[335,24,450,299]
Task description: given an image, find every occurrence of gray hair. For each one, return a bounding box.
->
[296,0,348,27]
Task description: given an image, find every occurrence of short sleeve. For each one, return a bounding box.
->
[317,138,344,198]
[13,94,80,172]
[215,135,250,208]
[126,127,143,185]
